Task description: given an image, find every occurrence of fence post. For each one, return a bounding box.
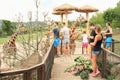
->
[37,64,45,80]
[61,39,63,55]
[101,49,106,78]
[112,39,114,52]
[103,38,106,48]
[23,71,31,80]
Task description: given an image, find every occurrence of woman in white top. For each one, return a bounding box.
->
[82,31,88,54]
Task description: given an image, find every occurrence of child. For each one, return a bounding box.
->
[82,31,88,54]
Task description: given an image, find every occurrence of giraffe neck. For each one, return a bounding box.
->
[9,22,23,43]
[9,31,18,43]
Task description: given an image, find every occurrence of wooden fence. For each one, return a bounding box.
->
[100,39,120,78]
[1,44,56,80]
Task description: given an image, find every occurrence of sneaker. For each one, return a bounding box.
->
[89,72,96,76]
[54,55,59,58]
[89,71,100,77]
[96,70,100,75]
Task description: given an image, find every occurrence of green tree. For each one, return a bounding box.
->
[111,1,120,28]
[90,1,120,28]
[1,20,16,36]
[90,12,105,27]
[103,8,115,23]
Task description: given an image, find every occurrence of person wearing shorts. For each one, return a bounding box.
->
[90,25,103,77]
[82,31,88,54]
[53,22,60,56]
[61,22,70,55]
[104,22,113,50]
[88,23,97,58]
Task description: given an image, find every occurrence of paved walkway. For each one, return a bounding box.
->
[50,41,105,80]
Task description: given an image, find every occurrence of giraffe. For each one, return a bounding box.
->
[69,19,79,54]
[2,22,24,64]
[69,16,87,54]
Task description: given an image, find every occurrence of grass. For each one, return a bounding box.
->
[113,35,120,40]
[0,36,10,45]
[0,33,44,45]
[112,34,120,55]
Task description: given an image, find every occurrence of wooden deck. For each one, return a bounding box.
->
[50,41,105,80]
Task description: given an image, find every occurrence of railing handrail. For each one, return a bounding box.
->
[103,38,120,42]
[102,47,120,58]
[100,40,120,78]
[1,41,53,76]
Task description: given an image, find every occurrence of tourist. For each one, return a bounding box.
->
[103,22,113,50]
[88,23,96,58]
[82,30,88,54]
[89,25,103,77]
[61,22,70,55]
[53,22,60,57]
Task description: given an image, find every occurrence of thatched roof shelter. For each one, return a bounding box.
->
[54,3,77,26]
[54,3,77,11]
[76,5,98,12]
[75,5,98,33]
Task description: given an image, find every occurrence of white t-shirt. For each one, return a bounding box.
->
[82,34,88,43]
[61,26,70,40]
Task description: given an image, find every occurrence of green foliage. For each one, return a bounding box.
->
[65,56,92,80]
[74,56,92,69]
[103,8,115,23]
[79,69,89,80]
[106,74,115,80]
[90,1,120,28]
[90,12,105,27]
[0,20,16,36]
[68,20,74,27]
[74,56,92,80]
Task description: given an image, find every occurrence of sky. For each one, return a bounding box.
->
[0,0,119,22]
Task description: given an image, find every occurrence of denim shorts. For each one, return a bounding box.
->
[92,50,101,55]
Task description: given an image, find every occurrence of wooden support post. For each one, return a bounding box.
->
[37,65,45,80]
[65,12,68,26]
[101,50,106,78]
[112,40,114,52]
[60,14,63,24]
[61,39,63,55]
[86,12,89,34]
[23,71,31,80]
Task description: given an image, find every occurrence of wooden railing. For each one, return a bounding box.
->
[1,44,56,80]
[99,39,120,78]
[103,39,120,53]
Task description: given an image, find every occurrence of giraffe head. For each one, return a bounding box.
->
[77,15,87,23]
[16,22,24,30]
[16,22,27,33]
